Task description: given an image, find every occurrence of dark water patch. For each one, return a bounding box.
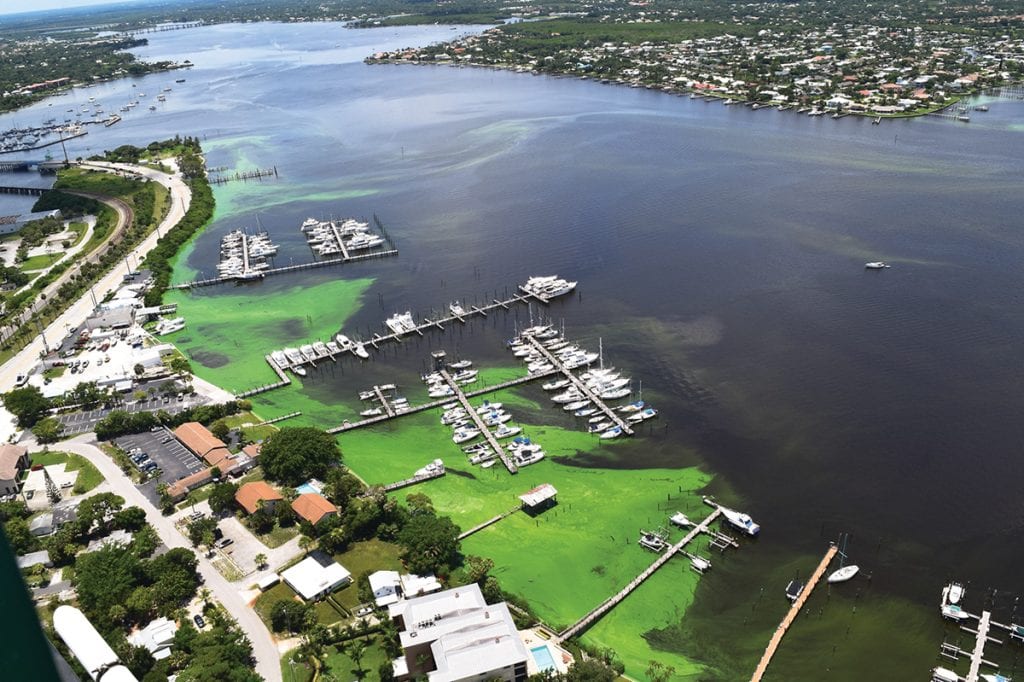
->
[190,349,230,368]
[447,469,477,481]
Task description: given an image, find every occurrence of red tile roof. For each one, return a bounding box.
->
[291,493,338,525]
[235,481,283,514]
[174,422,231,465]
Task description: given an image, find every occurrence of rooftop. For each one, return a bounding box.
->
[291,492,337,525]
[173,421,231,465]
[235,481,283,514]
[281,553,351,601]
[0,443,28,480]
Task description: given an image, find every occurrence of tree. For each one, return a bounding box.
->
[4,516,37,554]
[31,416,64,443]
[563,659,619,682]
[209,419,229,442]
[114,506,147,531]
[298,534,316,554]
[75,545,141,629]
[344,637,368,680]
[259,427,341,485]
[169,356,193,377]
[323,467,363,509]
[3,385,50,427]
[248,507,274,535]
[156,483,174,515]
[406,492,434,516]
[186,516,218,548]
[464,555,495,585]
[254,553,267,569]
[207,482,239,515]
[76,492,125,537]
[270,600,311,633]
[397,513,461,576]
[646,660,675,682]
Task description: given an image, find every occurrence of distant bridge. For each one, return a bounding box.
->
[0,185,47,196]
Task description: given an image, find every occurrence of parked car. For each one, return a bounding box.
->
[215,538,233,549]
[193,614,206,629]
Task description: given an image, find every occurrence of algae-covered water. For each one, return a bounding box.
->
[7,19,1024,681]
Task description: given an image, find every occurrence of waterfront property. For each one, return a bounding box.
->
[234,481,283,514]
[291,492,338,526]
[388,583,529,682]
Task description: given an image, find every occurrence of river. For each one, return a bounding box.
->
[3,21,1023,681]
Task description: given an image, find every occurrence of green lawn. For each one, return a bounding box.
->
[255,581,344,630]
[43,366,66,379]
[223,411,279,443]
[283,634,390,682]
[19,253,60,272]
[330,539,404,610]
[31,450,103,493]
[257,523,300,549]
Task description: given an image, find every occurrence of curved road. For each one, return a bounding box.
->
[0,162,190,393]
[61,436,282,682]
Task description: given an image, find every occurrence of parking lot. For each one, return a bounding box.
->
[57,391,207,435]
[115,428,205,503]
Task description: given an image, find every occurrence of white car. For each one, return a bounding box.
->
[14,374,28,387]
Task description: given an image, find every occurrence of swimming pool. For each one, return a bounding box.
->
[530,645,556,672]
[295,482,321,495]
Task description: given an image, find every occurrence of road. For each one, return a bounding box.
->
[0,162,192,441]
[61,434,282,682]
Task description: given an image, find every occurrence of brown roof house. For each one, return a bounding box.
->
[0,444,30,495]
[235,481,283,515]
[173,422,231,466]
[292,493,338,526]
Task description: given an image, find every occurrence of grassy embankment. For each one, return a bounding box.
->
[30,449,103,493]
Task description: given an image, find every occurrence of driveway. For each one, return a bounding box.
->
[60,434,281,682]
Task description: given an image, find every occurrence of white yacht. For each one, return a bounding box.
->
[827,565,860,583]
[542,379,571,392]
[283,348,304,365]
[452,428,480,444]
[386,311,417,335]
[299,344,316,361]
[353,343,369,359]
[154,317,186,335]
[360,407,383,417]
[627,407,658,423]
[335,334,352,350]
[312,341,329,356]
[492,425,522,439]
[564,400,591,412]
[670,512,693,528]
[599,425,623,439]
[865,261,890,269]
[513,447,545,467]
[599,387,632,400]
[449,359,472,370]
[720,506,760,536]
[415,459,445,477]
[449,301,467,317]
[291,366,307,377]
[270,350,288,367]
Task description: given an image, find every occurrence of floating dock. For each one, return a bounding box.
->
[440,369,519,474]
[749,544,839,682]
[555,507,724,644]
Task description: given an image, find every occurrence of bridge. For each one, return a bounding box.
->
[0,185,47,196]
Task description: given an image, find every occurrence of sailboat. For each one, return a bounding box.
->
[827,533,860,583]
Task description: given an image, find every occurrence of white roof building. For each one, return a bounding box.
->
[281,554,351,601]
[369,570,401,607]
[388,583,528,682]
[129,617,177,660]
[400,573,443,599]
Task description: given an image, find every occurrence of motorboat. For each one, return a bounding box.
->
[452,369,478,384]
[475,401,502,414]
[638,531,667,552]
[154,317,186,335]
[335,333,352,350]
[312,341,329,356]
[513,448,545,467]
[542,379,571,391]
[283,348,304,365]
[449,359,472,370]
[441,410,467,425]
[943,582,964,606]
[941,603,970,621]
[270,350,288,367]
[827,565,860,584]
[528,361,554,374]
[720,506,760,536]
[931,668,960,682]
[492,425,522,439]
[299,344,316,361]
[574,408,598,417]
[588,421,614,433]
[690,555,712,574]
[470,451,497,465]
[326,341,340,355]
[483,412,512,426]
[551,390,584,404]
[353,343,369,359]
[865,261,890,269]
[429,386,455,399]
[670,512,693,528]
[564,400,591,412]
[463,443,489,454]
[785,579,804,602]
[359,390,376,400]
[291,366,307,377]
[360,407,383,417]
[386,312,417,335]
[415,459,445,477]
[599,426,623,439]
[449,301,467,317]
[452,428,480,444]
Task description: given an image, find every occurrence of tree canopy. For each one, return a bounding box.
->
[3,386,50,427]
[398,511,461,576]
[259,427,341,485]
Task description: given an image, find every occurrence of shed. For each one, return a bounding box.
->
[519,483,558,510]
[257,574,280,591]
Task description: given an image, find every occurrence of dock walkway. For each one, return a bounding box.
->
[520,333,634,436]
[325,369,558,434]
[440,369,518,474]
[170,248,399,290]
[378,468,445,494]
[966,610,993,682]
[235,355,292,398]
[556,508,723,644]
[749,544,839,682]
[458,505,521,540]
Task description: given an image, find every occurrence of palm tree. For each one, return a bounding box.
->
[255,552,268,569]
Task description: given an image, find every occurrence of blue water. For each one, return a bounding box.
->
[530,645,556,671]
[295,482,319,495]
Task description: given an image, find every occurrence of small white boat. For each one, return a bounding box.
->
[353,343,369,359]
[359,390,375,400]
[483,412,512,426]
[865,261,890,269]
[470,452,496,465]
[291,366,307,377]
[564,400,591,412]
[599,387,632,400]
[588,421,614,433]
[945,582,964,605]
[449,359,472,370]
[599,426,623,439]
[617,401,645,413]
[827,565,860,584]
[475,402,502,414]
[638,531,666,552]
[670,512,693,528]
[492,425,522,439]
[449,301,467,317]
[931,668,961,682]
[690,555,712,573]
[551,390,584,404]
[574,408,598,417]
[481,460,496,469]
[360,407,383,417]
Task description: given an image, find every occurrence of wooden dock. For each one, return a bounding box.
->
[440,369,518,474]
[273,287,553,371]
[373,385,396,418]
[235,355,292,398]
[555,508,723,644]
[520,332,634,436]
[170,248,399,290]
[458,506,521,540]
[966,610,995,682]
[378,468,445,493]
[749,544,839,682]
[254,411,301,426]
[325,369,558,434]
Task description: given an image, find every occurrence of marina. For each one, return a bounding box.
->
[216,228,279,281]
[933,581,1024,682]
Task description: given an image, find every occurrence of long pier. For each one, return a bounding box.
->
[169,248,399,290]
[440,369,518,474]
[378,468,445,493]
[274,289,555,371]
[520,332,634,436]
[0,185,47,196]
[254,411,301,426]
[966,611,993,682]
[749,544,839,682]
[556,508,723,644]
[235,355,292,398]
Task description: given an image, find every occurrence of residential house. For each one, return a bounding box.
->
[234,481,283,515]
[291,492,337,526]
[0,443,30,495]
